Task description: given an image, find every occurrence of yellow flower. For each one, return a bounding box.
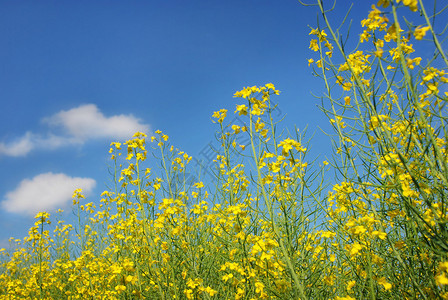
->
[344,96,351,105]
[439,261,448,272]
[436,274,448,285]
[235,104,248,116]
[335,296,356,300]
[342,81,353,91]
[330,116,347,129]
[321,231,335,238]
[360,31,371,43]
[115,285,126,293]
[132,131,147,138]
[234,86,258,98]
[414,26,430,40]
[265,83,279,94]
[377,277,392,290]
[278,138,306,157]
[251,104,262,115]
[204,286,217,296]
[352,225,367,235]
[72,188,85,199]
[222,273,233,282]
[232,124,241,134]
[309,28,327,42]
[110,142,121,150]
[372,230,387,240]
[384,24,401,42]
[212,109,227,123]
[309,39,319,51]
[369,115,389,130]
[397,0,418,12]
[194,182,204,188]
[34,212,50,222]
[377,0,390,8]
[125,275,137,284]
[255,281,265,293]
[346,280,356,291]
[325,42,333,56]
[255,119,265,132]
[349,243,364,256]
[184,289,194,299]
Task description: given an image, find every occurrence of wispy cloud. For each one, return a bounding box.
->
[1,172,96,216]
[0,132,35,157]
[44,104,150,141]
[0,104,150,157]
[0,133,81,157]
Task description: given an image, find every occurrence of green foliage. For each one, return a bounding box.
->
[1,1,448,299]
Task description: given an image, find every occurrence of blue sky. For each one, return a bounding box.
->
[0,1,376,246]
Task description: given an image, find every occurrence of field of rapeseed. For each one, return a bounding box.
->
[1,0,448,299]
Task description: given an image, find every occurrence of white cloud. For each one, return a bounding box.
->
[0,104,150,157]
[44,104,150,141]
[1,172,96,216]
[0,132,35,157]
[0,133,82,157]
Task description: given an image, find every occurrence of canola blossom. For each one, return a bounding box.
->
[1,0,448,299]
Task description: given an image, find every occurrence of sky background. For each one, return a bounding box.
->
[0,0,378,247]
